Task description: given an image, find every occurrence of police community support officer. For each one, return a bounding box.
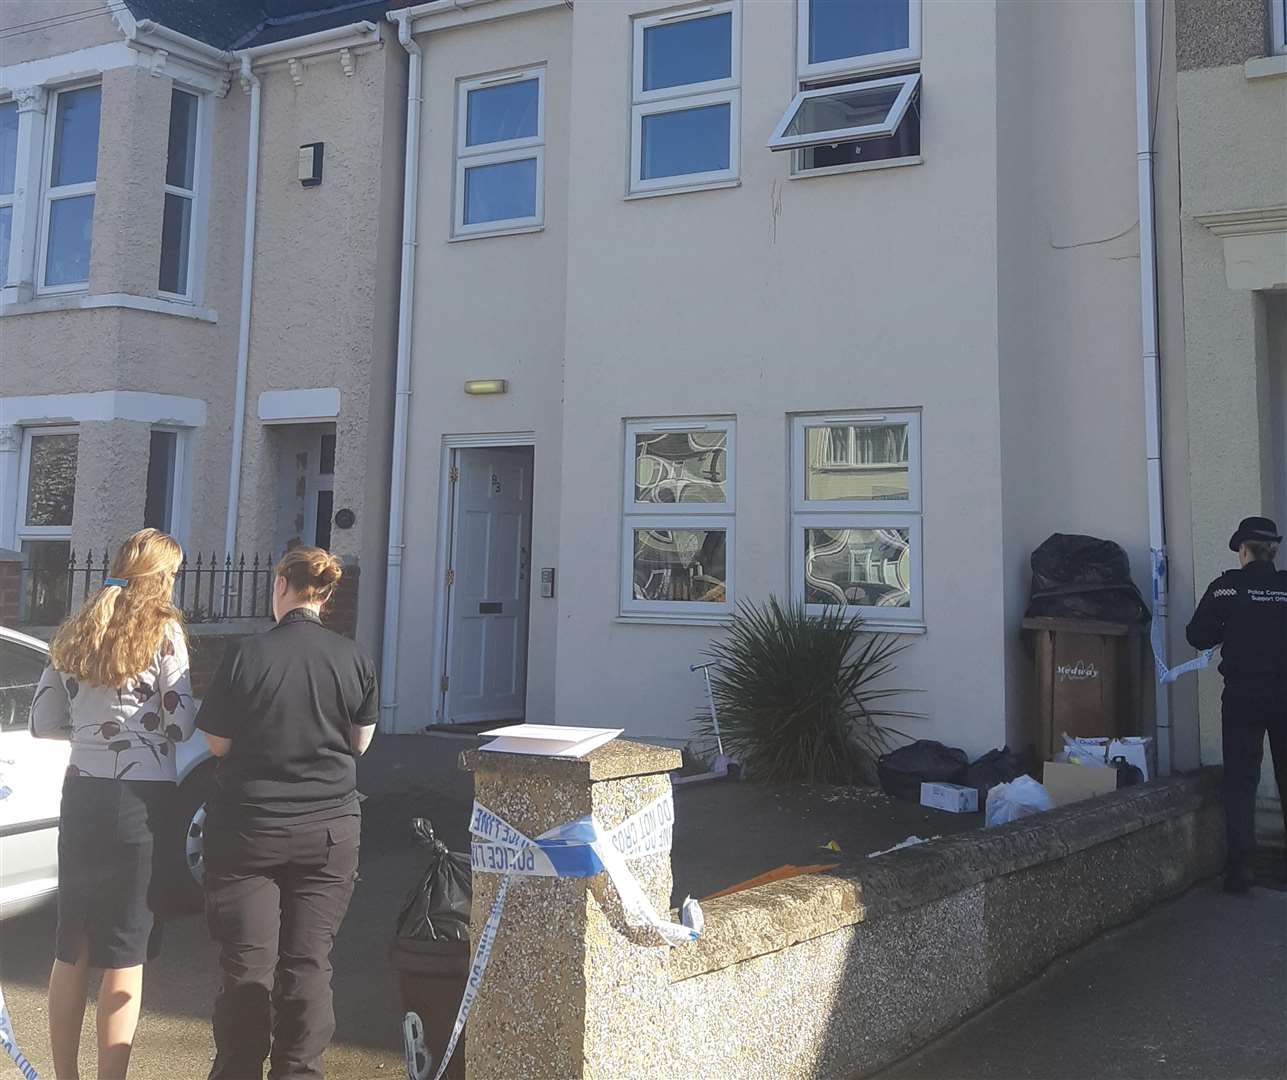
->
[1186,516,1287,894]
[196,547,378,1079]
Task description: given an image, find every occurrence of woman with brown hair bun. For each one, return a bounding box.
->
[30,527,196,1080]
[197,546,378,1080]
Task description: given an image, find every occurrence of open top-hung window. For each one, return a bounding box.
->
[623,419,735,619]
[772,0,921,172]
[455,67,545,237]
[630,3,741,194]
[791,412,922,625]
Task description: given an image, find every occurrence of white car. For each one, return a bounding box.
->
[0,625,217,919]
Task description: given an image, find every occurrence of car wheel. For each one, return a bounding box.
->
[159,760,216,913]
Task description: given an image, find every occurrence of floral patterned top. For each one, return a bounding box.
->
[30,622,197,782]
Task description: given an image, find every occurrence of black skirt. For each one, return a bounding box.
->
[56,775,173,969]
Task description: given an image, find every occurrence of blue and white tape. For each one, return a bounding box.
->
[423,790,693,1080]
[0,985,40,1080]
[1150,547,1217,685]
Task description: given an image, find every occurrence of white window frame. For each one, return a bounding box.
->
[1274,0,1287,55]
[622,418,735,620]
[15,425,78,542]
[36,81,101,297]
[158,86,209,303]
[453,67,546,239]
[790,411,923,627]
[768,72,920,152]
[796,0,922,81]
[0,98,15,286]
[144,426,191,543]
[629,2,741,195]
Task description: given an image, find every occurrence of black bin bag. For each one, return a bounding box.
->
[964,746,1026,808]
[1026,533,1149,623]
[877,740,969,802]
[391,820,471,1080]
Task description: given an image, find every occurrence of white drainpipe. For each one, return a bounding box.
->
[1133,0,1172,776]
[224,54,262,569]
[379,10,424,731]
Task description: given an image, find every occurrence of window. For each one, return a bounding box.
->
[39,84,101,292]
[1274,0,1286,55]
[144,428,187,536]
[623,419,734,619]
[0,100,16,286]
[454,68,545,237]
[631,4,740,194]
[798,0,920,80]
[160,89,201,298]
[0,638,47,732]
[776,1,921,173]
[790,412,922,624]
[16,427,79,623]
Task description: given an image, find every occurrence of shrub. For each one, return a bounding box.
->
[697,597,916,783]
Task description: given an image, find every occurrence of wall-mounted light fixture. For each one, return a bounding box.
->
[299,142,324,186]
[464,379,508,396]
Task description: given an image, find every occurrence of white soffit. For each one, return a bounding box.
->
[258,388,341,424]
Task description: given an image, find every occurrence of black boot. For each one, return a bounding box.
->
[1223,864,1255,894]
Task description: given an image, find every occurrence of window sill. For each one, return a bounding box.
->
[448,223,545,243]
[614,614,733,628]
[1245,54,1287,81]
[789,155,923,182]
[856,621,926,635]
[625,179,741,201]
[0,292,218,323]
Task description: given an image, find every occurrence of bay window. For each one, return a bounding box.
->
[0,100,16,286]
[39,84,101,291]
[630,3,741,195]
[623,419,735,619]
[159,88,201,298]
[790,412,923,624]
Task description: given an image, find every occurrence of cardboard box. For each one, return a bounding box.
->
[1042,761,1118,806]
[920,782,979,814]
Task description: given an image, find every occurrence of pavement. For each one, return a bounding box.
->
[3,735,1282,1079]
[875,883,1287,1080]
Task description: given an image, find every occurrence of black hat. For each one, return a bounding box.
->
[1229,516,1283,551]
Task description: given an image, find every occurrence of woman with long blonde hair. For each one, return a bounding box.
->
[30,528,197,1079]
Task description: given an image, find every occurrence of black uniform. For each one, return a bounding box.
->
[197,608,378,1080]
[1186,559,1287,875]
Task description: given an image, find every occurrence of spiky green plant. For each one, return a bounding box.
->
[697,597,917,783]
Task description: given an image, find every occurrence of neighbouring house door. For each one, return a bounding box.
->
[442,447,533,725]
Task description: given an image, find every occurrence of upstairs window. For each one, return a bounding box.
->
[630,3,741,195]
[798,0,920,80]
[160,89,201,299]
[0,101,16,286]
[1274,0,1286,55]
[775,1,922,174]
[39,84,101,292]
[454,68,545,238]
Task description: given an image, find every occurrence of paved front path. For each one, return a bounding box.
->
[875,883,1287,1080]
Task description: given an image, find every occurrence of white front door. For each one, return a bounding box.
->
[443,447,533,725]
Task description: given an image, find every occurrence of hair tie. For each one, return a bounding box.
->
[105,577,129,588]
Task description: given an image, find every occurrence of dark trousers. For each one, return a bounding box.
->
[205,815,360,1080]
[1221,690,1287,871]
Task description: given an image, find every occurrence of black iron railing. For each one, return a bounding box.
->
[16,550,277,626]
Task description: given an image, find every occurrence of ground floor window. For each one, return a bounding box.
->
[143,427,188,539]
[16,425,78,623]
[622,419,735,619]
[790,411,922,624]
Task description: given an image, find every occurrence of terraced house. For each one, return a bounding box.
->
[0,0,408,650]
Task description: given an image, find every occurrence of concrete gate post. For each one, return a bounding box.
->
[460,740,682,1080]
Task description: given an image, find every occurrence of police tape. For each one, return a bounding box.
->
[1150,549,1217,685]
[423,791,695,1080]
[0,985,41,1080]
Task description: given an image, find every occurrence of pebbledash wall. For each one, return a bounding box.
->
[1173,0,1287,818]
[0,3,405,654]
[389,0,1199,761]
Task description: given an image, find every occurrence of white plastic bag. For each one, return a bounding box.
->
[985,775,1055,827]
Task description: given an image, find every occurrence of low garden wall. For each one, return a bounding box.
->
[458,747,1223,1080]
